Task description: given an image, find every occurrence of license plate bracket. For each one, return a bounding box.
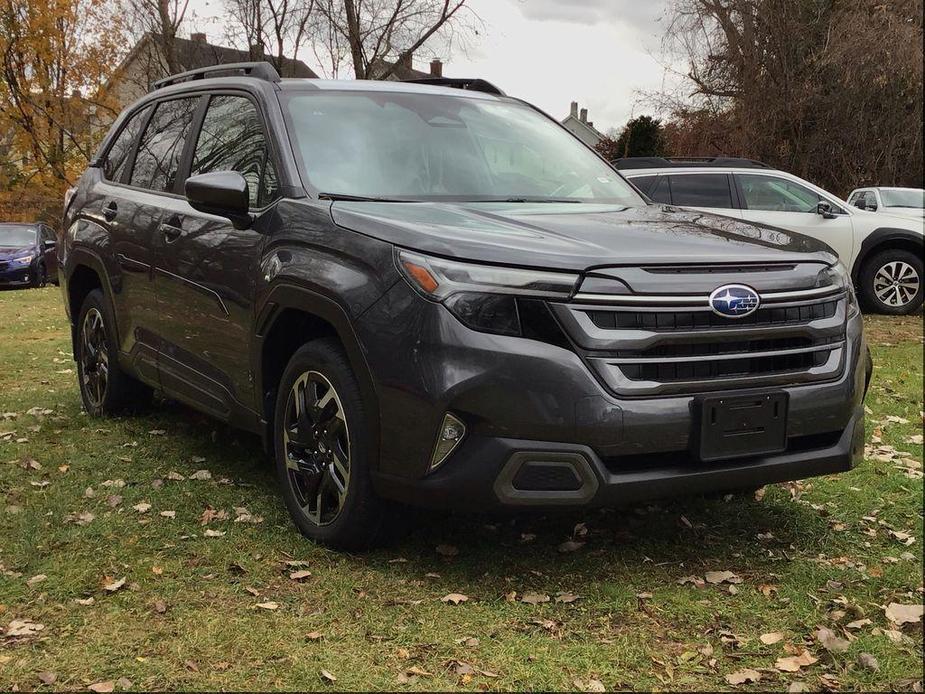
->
[697,392,788,462]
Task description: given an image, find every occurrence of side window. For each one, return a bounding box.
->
[102,105,150,182]
[668,174,734,208]
[631,175,658,196]
[130,97,200,193]
[648,175,671,204]
[738,174,824,213]
[191,95,276,208]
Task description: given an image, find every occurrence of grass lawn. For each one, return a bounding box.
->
[0,287,922,692]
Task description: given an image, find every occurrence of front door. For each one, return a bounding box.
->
[735,173,855,263]
[154,93,278,420]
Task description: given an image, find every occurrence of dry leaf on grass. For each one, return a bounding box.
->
[87,681,115,693]
[102,576,126,592]
[36,671,56,684]
[254,601,280,610]
[3,619,45,637]
[760,632,784,645]
[572,677,606,692]
[203,529,225,538]
[189,469,212,481]
[725,668,761,685]
[320,669,337,683]
[441,593,469,605]
[705,570,742,585]
[815,626,850,652]
[132,502,151,513]
[521,592,550,605]
[554,592,580,603]
[885,602,923,625]
[775,649,817,672]
[26,574,46,587]
[289,570,312,581]
[159,511,176,519]
[306,631,323,641]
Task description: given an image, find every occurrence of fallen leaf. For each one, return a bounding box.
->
[184,660,199,672]
[166,472,185,481]
[554,592,581,604]
[521,592,550,605]
[705,570,742,585]
[102,576,126,592]
[885,602,923,625]
[289,570,312,581]
[75,597,95,606]
[159,511,176,519]
[572,677,606,693]
[37,671,56,685]
[88,681,114,693]
[189,469,212,481]
[815,626,849,652]
[26,574,47,587]
[153,599,168,614]
[3,618,45,637]
[557,539,585,553]
[254,601,280,610]
[148,429,166,435]
[320,669,337,683]
[116,677,132,689]
[725,668,761,685]
[441,593,469,605]
[203,529,225,538]
[846,618,872,630]
[677,575,705,588]
[857,652,879,671]
[306,631,323,641]
[760,632,784,645]
[775,649,817,672]
[132,502,151,513]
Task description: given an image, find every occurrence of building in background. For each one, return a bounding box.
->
[104,32,317,108]
[561,102,604,148]
[368,54,446,81]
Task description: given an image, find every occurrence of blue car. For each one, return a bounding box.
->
[0,222,58,288]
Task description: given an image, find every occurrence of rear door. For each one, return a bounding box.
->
[153,93,278,419]
[38,225,58,281]
[735,173,855,263]
[664,173,742,218]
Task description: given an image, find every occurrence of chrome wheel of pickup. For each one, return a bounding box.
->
[283,370,351,526]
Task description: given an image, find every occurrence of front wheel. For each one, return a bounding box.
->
[273,339,385,550]
[859,250,923,315]
[31,263,47,288]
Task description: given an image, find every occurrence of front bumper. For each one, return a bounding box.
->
[0,265,32,286]
[358,281,870,510]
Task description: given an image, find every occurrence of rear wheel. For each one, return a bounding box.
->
[859,249,923,315]
[75,289,151,415]
[273,339,385,549]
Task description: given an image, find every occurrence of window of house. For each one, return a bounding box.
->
[130,97,200,193]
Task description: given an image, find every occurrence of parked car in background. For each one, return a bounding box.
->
[60,64,871,549]
[847,187,925,220]
[616,158,924,315]
[0,222,58,288]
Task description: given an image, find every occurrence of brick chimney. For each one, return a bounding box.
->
[570,101,578,118]
[430,59,443,77]
[191,32,207,43]
[580,108,588,123]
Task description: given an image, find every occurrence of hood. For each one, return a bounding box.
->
[0,245,34,261]
[330,201,837,271]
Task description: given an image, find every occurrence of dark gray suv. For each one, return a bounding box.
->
[60,63,872,548]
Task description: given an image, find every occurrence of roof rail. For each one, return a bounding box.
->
[401,77,506,96]
[151,61,281,91]
[613,156,770,170]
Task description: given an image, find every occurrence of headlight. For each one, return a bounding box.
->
[817,262,858,315]
[396,250,578,336]
[12,254,35,265]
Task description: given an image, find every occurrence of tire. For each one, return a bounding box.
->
[273,338,386,550]
[75,289,151,415]
[31,263,47,288]
[859,249,924,315]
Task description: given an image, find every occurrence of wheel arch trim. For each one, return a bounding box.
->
[852,227,924,283]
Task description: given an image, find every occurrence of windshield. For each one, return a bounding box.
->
[0,226,36,246]
[283,91,643,204]
[880,188,925,208]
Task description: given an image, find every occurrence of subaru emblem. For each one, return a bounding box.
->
[709,284,761,318]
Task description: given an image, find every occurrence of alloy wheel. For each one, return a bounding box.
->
[80,308,109,408]
[282,371,351,526]
[873,260,920,307]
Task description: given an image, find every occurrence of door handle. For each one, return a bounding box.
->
[102,201,118,221]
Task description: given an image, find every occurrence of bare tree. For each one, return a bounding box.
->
[127,0,190,74]
[654,0,924,193]
[224,0,317,76]
[313,0,475,79]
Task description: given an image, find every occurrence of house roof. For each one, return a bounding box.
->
[110,33,317,90]
[561,113,604,141]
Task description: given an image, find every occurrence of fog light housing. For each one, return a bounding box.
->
[430,413,466,471]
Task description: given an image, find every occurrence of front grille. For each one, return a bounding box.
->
[551,276,849,397]
[586,299,838,331]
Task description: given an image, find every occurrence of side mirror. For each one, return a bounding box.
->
[185,171,252,228]
[816,201,838,219]
[867,201,878,211]
[853,199,867,210]
[43,240,56,250]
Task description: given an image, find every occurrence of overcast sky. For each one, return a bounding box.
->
[187,0,673,135]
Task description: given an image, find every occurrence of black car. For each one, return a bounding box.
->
[60,63,872,548]
[0,222,59,288]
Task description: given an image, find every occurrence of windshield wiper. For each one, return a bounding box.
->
[467,197,584,203]
[318,192,406,203]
